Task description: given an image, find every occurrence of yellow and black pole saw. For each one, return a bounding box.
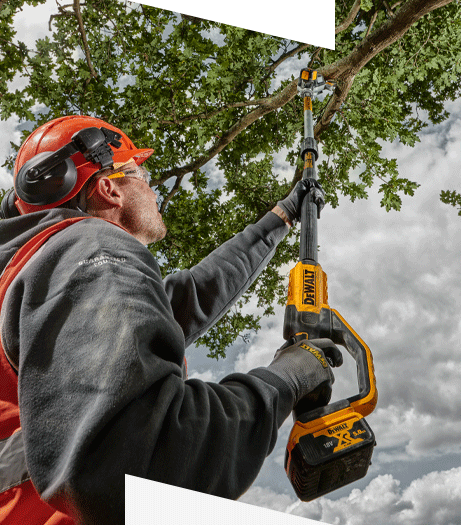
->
[283,69,378,501]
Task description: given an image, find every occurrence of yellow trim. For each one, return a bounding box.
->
[331,308,378,418]
[287,406,362,453]
[107,172,125,180]
[304,97,313,111]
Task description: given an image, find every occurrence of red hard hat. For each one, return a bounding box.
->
[13,115,154,215]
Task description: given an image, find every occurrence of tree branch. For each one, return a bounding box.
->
[335,0,361,35]
[365,10,379,38]
[265,43,310,74]
[159,44,312,127]
[73,0,97,80]
[159,174,185,213]
[308,47,322,68]
[153,0,456,184]
[383,0,395,17]
[157,98,269,125]
[317,0,456,136]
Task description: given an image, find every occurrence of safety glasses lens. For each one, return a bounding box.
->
[122,165,150,185]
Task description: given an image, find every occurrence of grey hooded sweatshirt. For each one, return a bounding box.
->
[0,208,294,524]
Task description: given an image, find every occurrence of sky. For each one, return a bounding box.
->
[187,98,461,524]
[2,2,461,525]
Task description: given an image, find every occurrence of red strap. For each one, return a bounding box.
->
[0,218,92,428]
[0,218,91,308]
[0,216,127,308]
[0,216,124,523]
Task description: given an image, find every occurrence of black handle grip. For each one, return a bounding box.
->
[293,380,332,420]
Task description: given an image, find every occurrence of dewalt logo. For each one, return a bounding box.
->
[300,344,328,368]
[328,424,348,435]
[302,269,316,305]
[332,431,363,452]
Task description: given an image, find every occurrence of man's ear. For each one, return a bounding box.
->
[91,177,123,208]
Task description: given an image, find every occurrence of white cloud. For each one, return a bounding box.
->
[188,369,218,382]
[233,313,284,373]
[371,405,461,461]
[398,469,461,525]
[241,468,461,525]
[0,115,21,189]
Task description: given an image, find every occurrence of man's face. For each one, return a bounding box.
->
[86,160,167,245]
[119,176,167,245]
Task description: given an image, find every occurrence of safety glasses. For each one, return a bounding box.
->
[107,163,151,185]
[86,159,151,200]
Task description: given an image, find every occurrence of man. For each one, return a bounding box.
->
[0,115,342,524]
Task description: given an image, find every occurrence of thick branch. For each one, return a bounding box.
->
[323,0,455,81]
[154,0,456,184]
[317,0,456,136]
[73,0,97,79]
[335,0,361,34]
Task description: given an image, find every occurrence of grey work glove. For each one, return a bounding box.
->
[267,338,342,415]
[277,179,325,225]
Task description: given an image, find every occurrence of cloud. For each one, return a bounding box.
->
[188,368,219,382]
[0,115,20,189]
[233,313,284,373]
[370,405,461,461]
[241,468,461,525]
[398,469,461,525]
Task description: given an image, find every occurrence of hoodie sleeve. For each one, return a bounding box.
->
[4,218,294,525]
[164,211,289,347]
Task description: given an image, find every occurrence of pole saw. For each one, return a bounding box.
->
[283,69,378,502]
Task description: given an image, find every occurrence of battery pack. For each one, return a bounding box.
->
[285,408,375,501]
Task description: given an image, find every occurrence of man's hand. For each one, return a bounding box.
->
[266,338,342,408]
[276,179,325,226]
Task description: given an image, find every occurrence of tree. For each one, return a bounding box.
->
[1,0,460,357]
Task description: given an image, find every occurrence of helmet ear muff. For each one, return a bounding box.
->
[12,126,122,213]
[11,116,153,216]
[0,188,21,219]
[15,152,78,206]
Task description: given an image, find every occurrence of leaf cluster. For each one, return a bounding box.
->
[1,0,460,356]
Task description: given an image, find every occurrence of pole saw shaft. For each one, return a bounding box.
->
[299,91,318,263]
[284,69,331,341]
[283,69,378,502]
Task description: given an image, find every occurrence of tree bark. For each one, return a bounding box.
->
[335,0,362,34]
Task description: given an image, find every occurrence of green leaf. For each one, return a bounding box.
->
[2,0,460,357]
[440,189,461,216]
[361,0,374,13]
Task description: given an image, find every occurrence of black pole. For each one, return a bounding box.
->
[299,94,318,264]
[299,163,318,263]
